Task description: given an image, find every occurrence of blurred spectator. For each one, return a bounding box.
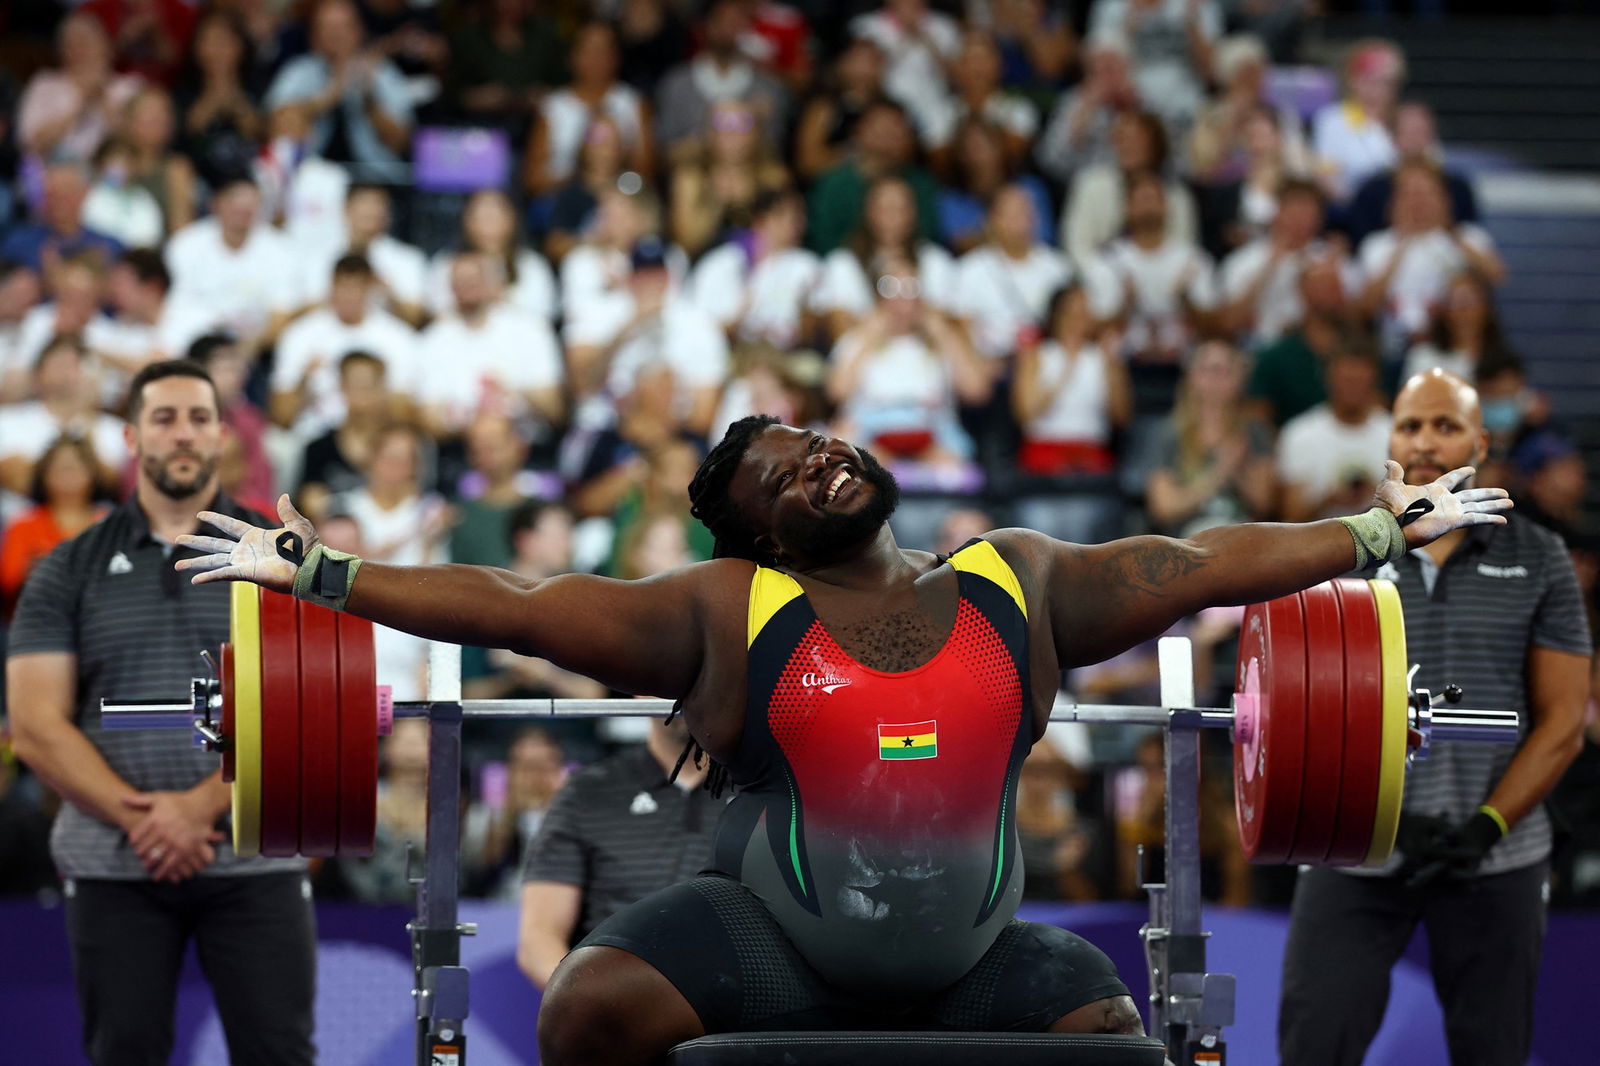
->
[1062,109,1198,271]
[462,727,567,900]
[1357,161,1504,357]
[1115,732,1248,903]
[79,0,199,87]
[792,37,886,181]
[331,422,451,575]
[447,0,566,122]
[0,336,127,497]
[668,100,791,258]
[253,102,350,243]
[1194,104,1305,258]
[522,22,652,199]
[271,252,419,435]
[1400,272,1514,386]
[1219,178,1349,349]
[655,0,789,158]
[333,716,429,902]
[614,507,696,578]
[1187,35,1307,186]
[937,117,1052,254]
[955,182,1072,364]
[814,174,956,342]
[416,253,564,440]
[430,189,560,322]
[1244,254,1359,428]
[807,98,938,255]
[708,342,821,441]
[516,715,721,990]
[12,255,118,377]
[1085,171,1219,411]
[603,437,715,574]
[850,0,962,147]
[449,413,540,568]
[1474,354,1555,489]
[564,238,728,438]
[301,184,428,324]
[827,259,989,469]
[543,117,632,265]
[100,249,193,401]
[174,10,263,192]
[565,363,702,519]
[297,350,398,520]
[0,437,110,618]
[17,14,145,168]
[82,138,165,250]
[1012,281,1131,479]
[933,505,995,555]
[690,187,821,348]
[162,175,295,353]
[263,0,414,182]
[967,0,1076,95]
[1312,38,1402,204]
[1513,434,1589,545]
[1346,100,1478,247]
[741,0,816,94]
[614,0,693,97]
[1015,743,1097,901]
[116,86,196,235]
[1088,0,1220,126]
[924,30,1038,167]
[356,0,449,84]
[1146,339,1275,537]
[0,163,122,280]
[1035,29,1138,186]
[1277,337,1390,523]
[559,186,677,311]
[185,332,275,513]
[0,263,43,403]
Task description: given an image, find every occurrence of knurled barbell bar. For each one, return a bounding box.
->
[102,578,1520,865]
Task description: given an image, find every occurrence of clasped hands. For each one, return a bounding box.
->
[122,788,227,883]
[1395,810,1505,890]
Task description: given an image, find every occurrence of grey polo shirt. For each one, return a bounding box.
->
[522,745,728,940]
[7,493,305,880]
[1347,516,1591,878]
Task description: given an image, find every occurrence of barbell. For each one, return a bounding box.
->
[102,578,1520,865]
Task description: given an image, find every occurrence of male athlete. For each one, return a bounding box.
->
[175,415,1511,1066]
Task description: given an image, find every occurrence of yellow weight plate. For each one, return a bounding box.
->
[230,582,264,858]
[1364,579,1409,866]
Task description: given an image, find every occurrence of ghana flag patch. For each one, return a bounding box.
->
[878,721,938,760]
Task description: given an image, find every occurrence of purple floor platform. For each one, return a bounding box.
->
[2,897,1594,1064]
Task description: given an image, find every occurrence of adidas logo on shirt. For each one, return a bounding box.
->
[630,792,659,816]
[107,552,133,575]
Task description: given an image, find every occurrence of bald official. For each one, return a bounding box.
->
[1279,369,1592,1066]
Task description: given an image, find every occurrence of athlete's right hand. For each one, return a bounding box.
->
[174,494,320,594]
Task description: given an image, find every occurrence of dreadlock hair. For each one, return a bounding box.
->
[670,413,782,796]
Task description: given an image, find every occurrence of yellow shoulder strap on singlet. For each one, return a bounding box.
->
[948,539,1028,620]
[748,566,806,648]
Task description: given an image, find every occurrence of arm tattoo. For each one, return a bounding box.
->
[1101,996,1144,1035]
[1116,541,1208,598]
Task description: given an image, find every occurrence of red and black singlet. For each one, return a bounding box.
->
[711,538,1034,994]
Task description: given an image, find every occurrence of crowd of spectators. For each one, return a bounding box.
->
[0,0,1595,909]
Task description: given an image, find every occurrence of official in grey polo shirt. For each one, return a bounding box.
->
[7,361,314,1066]
[1280,369,1592,1066]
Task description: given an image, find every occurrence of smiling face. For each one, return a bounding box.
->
[729,425,901,567]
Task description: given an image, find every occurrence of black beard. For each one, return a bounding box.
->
[144,452,218,500]
[776,445,901,563]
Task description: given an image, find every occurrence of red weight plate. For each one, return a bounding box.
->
[1232,591,1308,863]
[296,601,342,857]
[1287,583,1346,865]
[1327,579,1384,865]
[220,642,235,784]
[257,589,303,857]
[336,612,378,856]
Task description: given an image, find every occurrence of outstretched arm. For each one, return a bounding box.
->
[1039,463,1511,668]
[174,496,730,699]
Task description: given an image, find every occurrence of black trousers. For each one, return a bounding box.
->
[64,871,316,1066]
[1278,862,1548,1066]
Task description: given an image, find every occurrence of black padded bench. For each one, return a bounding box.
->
[667,1031,1170,1065]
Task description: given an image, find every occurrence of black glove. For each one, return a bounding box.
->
[1400,810,1506,890]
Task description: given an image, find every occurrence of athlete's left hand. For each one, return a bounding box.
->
[1373,461,1512,547]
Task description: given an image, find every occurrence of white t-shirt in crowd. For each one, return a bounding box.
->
[14,305,121,369]
[427,248,559,321]
[1218,238,1357,348]
[564,293,730,402]
[953,243,1073,359]
[299,233,431,311]
[1088,0,1221,123]
[812,244,959,319]
[832,330,957,433]
[1312,101,1396,203]
[1276,404,1392,517]
[1084,238,1217,357]
[414,304,564,431]
[82,184,165,250]
[272,307,421,434]
[164,219,299,341]
[538,85,648,187]
[920,91,1039,150]
[690,243,822,348]
[0,401,127,468]
[1357,224,1498,339]
[560,243,690,314]
[1021,341,1115,444]
[850,10,961,140]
